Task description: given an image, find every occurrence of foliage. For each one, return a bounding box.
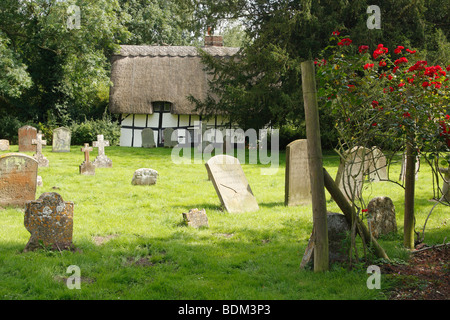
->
[70,116,121,146]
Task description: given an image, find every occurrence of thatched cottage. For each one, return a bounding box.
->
[109,36,239,147]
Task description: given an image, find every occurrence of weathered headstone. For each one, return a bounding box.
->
[37,175,43,187]
[92,135,112,168]
[335,146,371,201]
[163,128,177,148]
[18,125,37,152]
[285,139,311,206]
[367,147,388,182]
[32,131,49,167]
[0,140,10,151]
[24,192,74,251]
[300,212,350,268]
[0,153,38,207]
[439,167,450,202]
[182,208,209,228]
[205,155,259,213]
[52,127,71,152]
[366,197,397,238]
[141,128,156,148]
[79,143,95,175]
[131,168,158,185]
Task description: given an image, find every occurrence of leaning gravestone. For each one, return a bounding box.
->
[0,140,9,151]
[92,134,112,168]
[18,125,37,152]
[24,192,74,251]
[366,197,397,238]
[285,139,311,206]
[52,127,71,152]
[205,155,259,213]
[32,131,49,167]
[131,168,158,185]
[367,147,388,182]
[79,143,95,175]
[0,153,38,207]
[335,146,371,201]
[141,128,156,148]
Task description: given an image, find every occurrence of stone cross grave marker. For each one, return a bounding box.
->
[92,134,112,168]
[79,143,95,175]
[141,128,156,148]
[24,192,74,252]
[285,139,311,206]
[205,155,259,213]
[18,125,37,152]
[0,139,10,151]
[32,131,49,167]
[0,153,38,207]
[52,127,71,152]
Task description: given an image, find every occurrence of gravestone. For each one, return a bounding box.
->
[131,168,158,185]
[182,208,209,228]
[0,140,9,151]
[37,175,43,187]
[335,146,371,201]
[301,212,350,268]
[366,197,397,238]
[439,167,450,202]
[141,128,156,148]
[18,125,37,152]
[92,135,112,168]
[285,139,311,206]
[79,143,95,175]
[399,152,420,182]
[163,128,177,148]
[0,153,38,207]
[24,192,74,251]
[367,147,388,182]
[52,127,71,152]
[32,131,49,167]
[205,155,259,213]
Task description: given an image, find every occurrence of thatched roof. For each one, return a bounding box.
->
[109,45,239,115]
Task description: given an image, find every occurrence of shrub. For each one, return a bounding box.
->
[71,117,120,146]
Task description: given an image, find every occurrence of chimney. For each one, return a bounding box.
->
[204,27,223,47]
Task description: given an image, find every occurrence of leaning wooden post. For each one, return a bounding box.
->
[301,60,329,272]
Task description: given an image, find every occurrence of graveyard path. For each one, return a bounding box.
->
[380,245,449,300]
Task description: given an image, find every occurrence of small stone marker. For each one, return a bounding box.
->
[79,143,95,175]
[285,139,311,206]
[37,175,43,187]
[52,127,71,152]
[141,128,156,148]
[24,192,74,251]
[32,131,49,167]
[205,155,259,213]
[183,208,209,228]
[92,134,112,168]
[18,125,37,152]
[131,168,158,185]
[0,139,9,151]
[366,197,397,238]
[0,153,38,207]
[439,167,450,202]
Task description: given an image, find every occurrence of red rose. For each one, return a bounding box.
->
[359,45,369,53]
[332,30,340,36]
[394,46,404,54]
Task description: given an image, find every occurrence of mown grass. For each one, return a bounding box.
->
[0,145,448,300]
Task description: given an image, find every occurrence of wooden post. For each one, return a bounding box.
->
[301,60,329,272]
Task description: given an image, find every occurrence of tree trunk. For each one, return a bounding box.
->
[403,138,416,249]
[301,60,329,272]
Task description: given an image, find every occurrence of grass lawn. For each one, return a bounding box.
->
[0,145,448,300]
